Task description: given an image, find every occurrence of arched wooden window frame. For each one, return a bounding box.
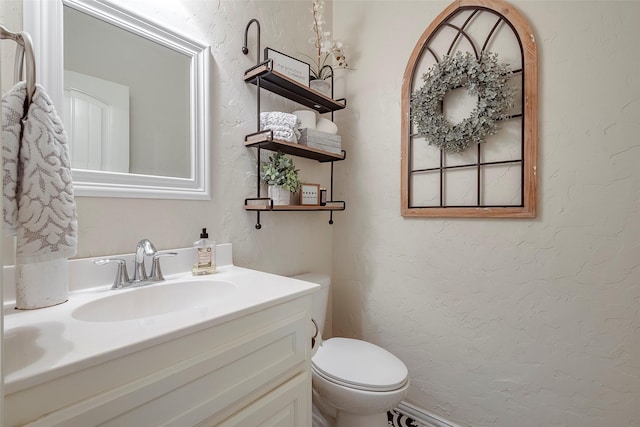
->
[401,0,537,218]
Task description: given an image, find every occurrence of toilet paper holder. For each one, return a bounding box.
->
[311,318,319,348]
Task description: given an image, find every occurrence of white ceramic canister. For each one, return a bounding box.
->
[316,118,338,134]
[293,110,317,129]
[15,259,69,309]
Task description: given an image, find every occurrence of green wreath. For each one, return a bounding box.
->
[410,51,515,154]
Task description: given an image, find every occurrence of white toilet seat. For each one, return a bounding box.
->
[312,337,409,392]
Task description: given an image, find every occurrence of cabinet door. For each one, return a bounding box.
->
[213,372,311,427]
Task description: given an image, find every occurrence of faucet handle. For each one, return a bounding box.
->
[95,258,130,289]
[149,252,178,281]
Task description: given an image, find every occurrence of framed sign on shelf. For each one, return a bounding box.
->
[264,47,310,86]
[300,183,320,206]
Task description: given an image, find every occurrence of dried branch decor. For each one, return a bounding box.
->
[410,51,515,153]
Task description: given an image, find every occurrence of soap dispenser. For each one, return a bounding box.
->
[192,228,216,275]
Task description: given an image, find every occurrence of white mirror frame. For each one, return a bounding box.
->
[24,0,211,200]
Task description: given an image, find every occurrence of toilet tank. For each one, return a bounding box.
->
[291,273,330,337]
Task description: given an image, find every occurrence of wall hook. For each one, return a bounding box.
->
[242,18,261,65]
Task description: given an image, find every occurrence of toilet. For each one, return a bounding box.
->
[292,273,409,427]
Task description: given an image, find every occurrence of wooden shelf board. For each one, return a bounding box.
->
[244,62,346,114]
[244,132,345,163]
[244,203,345,212]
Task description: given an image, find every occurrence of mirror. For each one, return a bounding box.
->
[24,0,211,199]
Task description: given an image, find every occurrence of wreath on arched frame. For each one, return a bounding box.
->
[410,51,515,154]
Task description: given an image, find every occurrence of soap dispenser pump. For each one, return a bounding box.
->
[192,228,216,275]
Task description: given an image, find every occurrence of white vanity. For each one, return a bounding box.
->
[3,244,317,426]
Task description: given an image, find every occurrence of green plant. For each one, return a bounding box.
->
[410,51,515,153]
[260,152,301,193]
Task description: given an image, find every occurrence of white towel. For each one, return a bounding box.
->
[260,112,301,143]
[263,125,298,143]
[2,82,78,264]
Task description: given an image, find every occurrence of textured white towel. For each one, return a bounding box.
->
[260,112,301,143]
[2,82,78,264]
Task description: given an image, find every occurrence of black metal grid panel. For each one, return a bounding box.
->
[407,6,526,209]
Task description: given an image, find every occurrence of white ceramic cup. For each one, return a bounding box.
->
[316,118,338,134]
[293,110,317,129]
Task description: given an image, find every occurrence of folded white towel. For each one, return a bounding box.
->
[267,130,297,143]
[260,112,301,143]
[262,125,298,142]
[2,82,78,264]
[260,111,299,128]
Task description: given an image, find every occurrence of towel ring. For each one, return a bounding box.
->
[0,24,36,105]
[17,32,37,105]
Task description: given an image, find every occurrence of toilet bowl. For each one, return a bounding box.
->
[291,273,410,427]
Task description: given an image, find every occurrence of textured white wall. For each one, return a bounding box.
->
[70,1,336,278]
[332,1,640,426]
[2,1,336,278]
[3,1,640,425]
[0,0,22,91]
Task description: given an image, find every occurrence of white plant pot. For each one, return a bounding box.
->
[310,79,331,97]
[268,185,291,206]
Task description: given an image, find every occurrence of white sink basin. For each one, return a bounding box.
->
[72,279,236,322]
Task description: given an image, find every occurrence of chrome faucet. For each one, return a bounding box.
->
[95,258,130,289]
[95,239,178,289]
[132,239,157,283]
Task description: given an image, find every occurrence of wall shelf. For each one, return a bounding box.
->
[244,199,346,212]
[242,19,347,229]
[244,60,346,114]
[245,130,346,163]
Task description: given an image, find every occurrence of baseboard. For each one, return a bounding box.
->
[396,401,464,427]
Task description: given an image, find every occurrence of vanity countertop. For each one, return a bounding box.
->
[3,249,318,395]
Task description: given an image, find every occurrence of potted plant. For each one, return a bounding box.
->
[301,0,349,96]
[261,152,302,205]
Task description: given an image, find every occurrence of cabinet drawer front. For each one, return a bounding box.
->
[213,372,311,427]
[104,317,307,427]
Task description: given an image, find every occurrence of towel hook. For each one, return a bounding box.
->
[242,18,261,65]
